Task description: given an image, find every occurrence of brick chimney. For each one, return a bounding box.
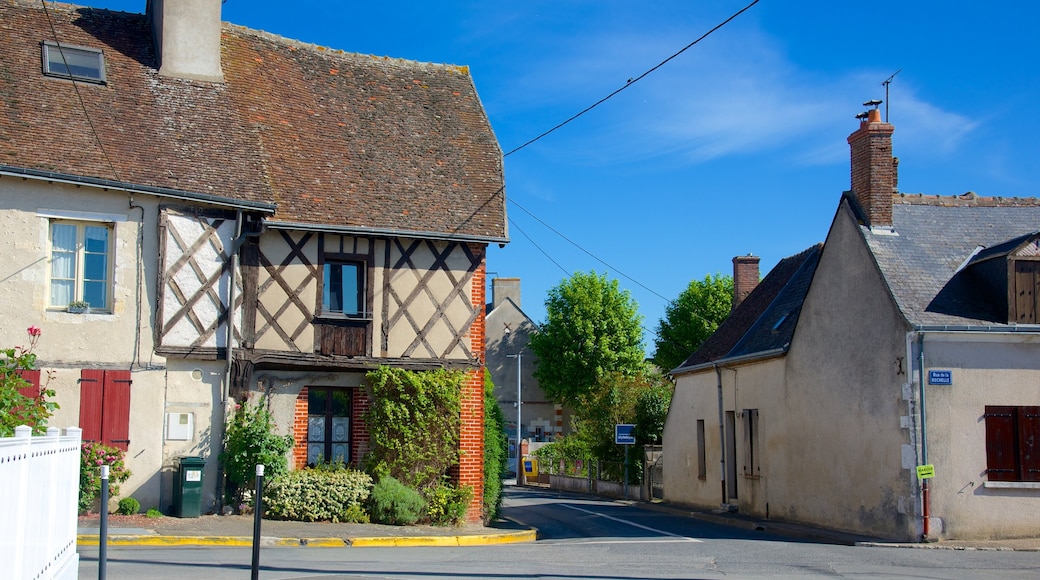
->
[847,107,898,228]
[148,0,224,82]
[732,254,760,308]
[492,277,521,310]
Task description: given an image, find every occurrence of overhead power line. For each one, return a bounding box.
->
[503,0,761,157]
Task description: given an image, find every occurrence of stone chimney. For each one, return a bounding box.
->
[732,254,760,308]
[148,0,224,82]
[847,107,898,228]
[492,278,521,310]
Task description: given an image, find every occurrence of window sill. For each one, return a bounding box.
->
[983,481,1040,490]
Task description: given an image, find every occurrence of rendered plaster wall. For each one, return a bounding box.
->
[0,178,160,361]
[919,336,1040,539]
[662,357,787,511]
[782,205,915,540]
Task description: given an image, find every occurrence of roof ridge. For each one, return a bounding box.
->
[895,192,1040,207]
[224,24,470,75]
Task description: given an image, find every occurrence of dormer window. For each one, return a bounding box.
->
[42,41,105,83]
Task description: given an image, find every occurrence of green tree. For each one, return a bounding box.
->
[652,273,733,372]
[529,271,646,410]
[633,377,673,445]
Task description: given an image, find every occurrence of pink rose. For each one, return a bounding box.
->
[27,326,42,337]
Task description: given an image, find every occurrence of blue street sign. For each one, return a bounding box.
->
[928,370,952,385]
[615,424,636,445]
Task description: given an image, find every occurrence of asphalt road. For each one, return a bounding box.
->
[77,485,1040,579]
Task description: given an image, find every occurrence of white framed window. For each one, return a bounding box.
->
[322,260,365,317]
[42,41,106,83]
[49,220,112,311]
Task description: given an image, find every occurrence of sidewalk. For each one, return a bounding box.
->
[77,513,536,548]
[641,499,1040,552]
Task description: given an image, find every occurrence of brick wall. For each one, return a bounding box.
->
[292,387,309,469]
[458,245,486,522]
[848,108,896,228]
[732,254,760,308]
[291,385,371,470]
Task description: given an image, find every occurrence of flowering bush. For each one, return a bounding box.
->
[80,441,131,513]
[0,326,57,436]
[264,465,372,522]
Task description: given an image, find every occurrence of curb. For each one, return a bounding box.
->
[77,528,537,548]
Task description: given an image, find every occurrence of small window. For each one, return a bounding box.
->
[322,260,365,317]
[696,419,706,479]
[307,387,351,465]
[49,220,112,311]
[42,41,106,83]
[985,405,1039,482]
[743,409,760,477]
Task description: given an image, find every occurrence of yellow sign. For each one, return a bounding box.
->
[916,464,935,479]
[523,457,538,477]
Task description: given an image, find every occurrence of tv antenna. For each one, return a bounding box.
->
[881,69,901,122]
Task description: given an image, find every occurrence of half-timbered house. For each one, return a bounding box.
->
[0,0,505,521]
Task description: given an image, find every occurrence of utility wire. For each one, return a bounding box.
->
[509,197,671,304]
[508,217,571,277]
[503,0,761,157]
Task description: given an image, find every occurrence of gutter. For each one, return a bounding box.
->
[672,347,787,376]
[0,165,277,213]
[263,220,509,245]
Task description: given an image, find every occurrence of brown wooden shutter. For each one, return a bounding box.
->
[79,369,105,443]
[985,405,1017,481]
[102,371,132,451]
[1020,406,1040,482]
[1013,261,1040,323]
[15,369,41,398]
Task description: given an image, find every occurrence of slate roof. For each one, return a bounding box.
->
[862,194,1040,327]
[0,1,506,242]
[673,244,822,373]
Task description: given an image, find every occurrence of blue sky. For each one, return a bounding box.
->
[87,0,1040,352]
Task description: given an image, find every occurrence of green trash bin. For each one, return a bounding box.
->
[173,456,205,518]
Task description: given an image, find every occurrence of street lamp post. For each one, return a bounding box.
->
[507,352,522,484]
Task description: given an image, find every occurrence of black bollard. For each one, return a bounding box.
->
[250,464,264,580]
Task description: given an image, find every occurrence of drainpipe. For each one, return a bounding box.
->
[714,363,726,505]
[223,210,243,404]
[917,333,930,539]
[218,210,243,512]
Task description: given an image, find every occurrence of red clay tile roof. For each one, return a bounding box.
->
[0,1,506,242]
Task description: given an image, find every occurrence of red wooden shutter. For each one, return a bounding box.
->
[102,371,131,451]
[15,369,41,398]
[80,370,105,443]
[1019,406,1040,482]
[985,405,1018,481]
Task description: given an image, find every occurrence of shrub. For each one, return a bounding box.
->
[423,481,473,526]
[482,369,507,523]
[0,326,58,436]
[145,508,163,518]
[264,464,372,522]
[368,476,424,526]
[363,367,462,492]
[117,497,140,515]
[79,442,131,513]
[220,396,294,505]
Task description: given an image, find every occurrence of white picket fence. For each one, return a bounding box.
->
[0,425,81,580]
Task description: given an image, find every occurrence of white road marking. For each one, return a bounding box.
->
[560,504,703,543]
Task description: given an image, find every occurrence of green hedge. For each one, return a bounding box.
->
[264,465,372,522]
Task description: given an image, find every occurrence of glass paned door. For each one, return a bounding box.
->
[307,388,352,465]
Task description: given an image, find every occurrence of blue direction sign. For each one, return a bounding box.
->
[615,424,636,445]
